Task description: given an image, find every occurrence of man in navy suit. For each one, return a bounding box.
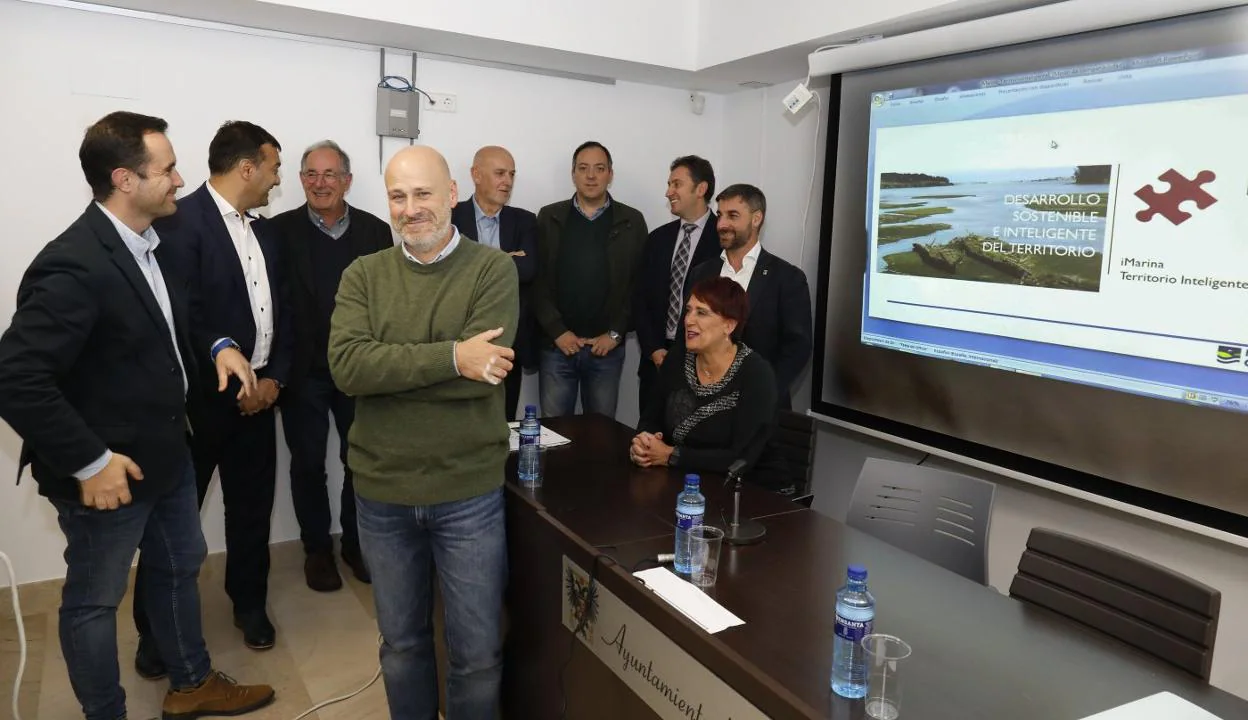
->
[0,111,274,720]
[632,155,721,416]
[143,121,293,656]
[451,145,537,421]
[683,184,812,409]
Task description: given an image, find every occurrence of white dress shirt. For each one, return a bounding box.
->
[206,182,273,370]
[76,204,190,481]
[720,241,763,291]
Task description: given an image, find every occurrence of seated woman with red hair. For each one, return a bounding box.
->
[631,276,777,476]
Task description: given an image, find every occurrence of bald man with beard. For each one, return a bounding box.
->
[451,145,538,421]
[329,145,518,719]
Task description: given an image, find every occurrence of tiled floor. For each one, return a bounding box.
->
[0,541,392,720]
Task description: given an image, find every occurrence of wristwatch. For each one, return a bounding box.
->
[607,330,622,343]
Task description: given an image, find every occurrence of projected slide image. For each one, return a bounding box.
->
[876,166,1110,291]
[865,93,1248,377]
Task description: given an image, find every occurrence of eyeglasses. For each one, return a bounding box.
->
[300,170,346,183]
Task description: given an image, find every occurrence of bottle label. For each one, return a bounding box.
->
[676,511,703,530]
[519,434,539,447]
[834,614,873,643]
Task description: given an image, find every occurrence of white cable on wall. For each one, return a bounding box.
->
[2,550,25,720]
[798,90,823,271]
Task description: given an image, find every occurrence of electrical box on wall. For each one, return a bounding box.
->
[376,87,420,139]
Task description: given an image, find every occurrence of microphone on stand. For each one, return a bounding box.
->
[723,459,766,545]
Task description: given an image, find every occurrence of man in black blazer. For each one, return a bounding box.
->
[0,112,273,720]
[451,145,538,421]
[633,155,721,416]
[149,121,293,652]
[270,140,392,593]
[684,184,813,409]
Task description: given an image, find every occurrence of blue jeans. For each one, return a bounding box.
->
[51,458,211,720]
[539,344,625,417]
[356,488,507,720]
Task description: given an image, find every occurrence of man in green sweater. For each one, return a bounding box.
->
[328,145,518,719]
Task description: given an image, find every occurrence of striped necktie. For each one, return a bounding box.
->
[666,222,698,339]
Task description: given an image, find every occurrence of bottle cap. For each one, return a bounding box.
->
[847,564,868,581]
[524,404,537,416]
[685,474,701,486]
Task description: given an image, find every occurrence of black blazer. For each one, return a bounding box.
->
[269,203,392,391]
[632,215,721,359]
[0,204,202,502]
[154,183,294,395]
[684,247,813,404]
[451,198,539,367]
[637,345,777,475]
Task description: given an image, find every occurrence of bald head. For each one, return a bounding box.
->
[470,145,516,214]
[385,145,452,188]
[385,145,458,260]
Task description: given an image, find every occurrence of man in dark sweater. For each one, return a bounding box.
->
[270,140,392,592]
[533,141,647,418]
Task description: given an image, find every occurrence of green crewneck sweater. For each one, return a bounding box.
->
[328,239,519,506]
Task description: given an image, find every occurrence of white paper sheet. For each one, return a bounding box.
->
[1080,692,1224,720]
[507,422,572,452]
[632,567,745,634]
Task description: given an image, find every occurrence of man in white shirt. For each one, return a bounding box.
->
[144,121,292,658]
[0,110,275,720]
[682,183,813,409]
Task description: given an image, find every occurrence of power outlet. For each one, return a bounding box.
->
[427,93,457,113]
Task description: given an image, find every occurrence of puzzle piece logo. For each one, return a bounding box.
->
[1135,169,1217,225]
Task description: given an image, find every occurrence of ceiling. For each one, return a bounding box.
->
[73,0,1063,92]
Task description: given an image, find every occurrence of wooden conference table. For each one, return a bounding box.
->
[499,414,1247,719]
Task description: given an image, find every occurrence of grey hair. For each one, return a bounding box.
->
[300,139,351,175]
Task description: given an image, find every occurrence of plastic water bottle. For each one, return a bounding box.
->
[518,405,541,487]
[831,564,875,699]
[673,474,706,574]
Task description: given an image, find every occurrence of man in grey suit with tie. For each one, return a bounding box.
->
[632,156,721,416]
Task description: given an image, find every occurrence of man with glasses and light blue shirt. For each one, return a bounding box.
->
[452,145,538,421]
[270,140,392,593]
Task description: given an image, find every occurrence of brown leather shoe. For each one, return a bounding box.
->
[304,550,342,592]
[161,670,274,719]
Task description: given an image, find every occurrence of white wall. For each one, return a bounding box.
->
[234,0,699,69]
[0,0,723,584]
[718,79,831,409]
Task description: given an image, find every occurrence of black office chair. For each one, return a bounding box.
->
[1009,528,1221,680]
[846,457,996,585]
[766,410,816,507]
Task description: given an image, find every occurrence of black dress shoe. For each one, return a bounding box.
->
[233,609,276,651]
[341,544,372,585]
[134,635,168,680]
[304,550,342,592]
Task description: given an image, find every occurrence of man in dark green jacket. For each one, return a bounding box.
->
[532,140,647,417]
